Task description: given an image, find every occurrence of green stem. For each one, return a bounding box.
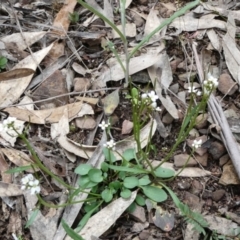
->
[18,132,75,190]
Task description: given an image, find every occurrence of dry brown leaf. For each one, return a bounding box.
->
[0,31,46,51]
[93,54,160,88]
[1,148,36,173]
[75,96,99,105]
[0,182,23,197]
[0,151,11,183]
[102,89,120,115]
[4,102,93,124]
[0,68,35,81]
[0,44,53,108]
[75,191,137,240]
[51,0,78,37]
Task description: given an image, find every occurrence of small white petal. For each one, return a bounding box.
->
[141,93,148,99]
[151,102,157,108]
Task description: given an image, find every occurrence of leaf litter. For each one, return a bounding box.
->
[0,0,240,239]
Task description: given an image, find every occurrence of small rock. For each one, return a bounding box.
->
[202,191,212,199]
[74,77,91,92]
[122,120,133,135]
[177,180,191,190]
[162,112,174,124]
[75,116,96,129]
[195,113,208,129]
[183,192,202,212]
[195,152,208,167]
[131,222,149,233]
[219,162,240,185]
[169,83,179,94]
[205,198,213,207]
[139,230,150,240]
[218,73,238,96]
[219,154,230,166]
[208,141,226,160]
[212,189,225,202]
[174,153,197,168]
[189,128,200,138]
[191,180,203,196]
[129,205,146,223]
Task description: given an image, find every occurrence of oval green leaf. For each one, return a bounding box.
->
[101,189,113,203]
[120,188,132,199]
[123,148,136,161]
[74,164,92,175]
[88,169,103,183]
[141,186,168,203]
[154,167,175,178]
[135,194,146,206]
[138,175,151,186]
[123,176,139,189]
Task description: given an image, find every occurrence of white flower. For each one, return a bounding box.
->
[99,120,110,130]
[103,139,116,150]
[21,174,40,195]
[151,101,157,109]
[188,86,197,93]
[155,107,162,112]
[30,185,41,195]
[141,93,148,99]
[148,91,158,102]
[192,139,202,149]
[196,91,202,96]
[207,73,218,87]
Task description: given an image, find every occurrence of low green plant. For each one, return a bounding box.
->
[69,12,79,23]
[0,56,7,71]
[3,0,220,239]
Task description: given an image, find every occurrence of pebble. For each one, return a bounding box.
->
[174,153,197,167]
[191,179,203,196]
[75,116,96,129]
[208,141,226,160]
[129,205,146,223]
[212,189,225,202]
[177,180,191,190]
[218,73,238,95]
[195,113,208,129]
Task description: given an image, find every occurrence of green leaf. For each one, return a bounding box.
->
[83,202,99,213]
[103,148,116,162]
[120,188,132,199]
[154,167,175,178]
[25,209,39,228]
[78,175,98,189]
[141,186,168,203]
[5,165,32,173]
[108,164,148,174]
[135,194,145,206]
[88,169,103,183]
[131,88,139,99]
[101,189,113,203]
[119,171,126,180]
[109,181,121,190]
[138,175,151,186]
[123,176,139,189]
[61,220,84,240]
[127,202,136,213]
[74,164,92,175]
[122,148,136,161]
[0,56,7,68]
[101,162,109,172]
